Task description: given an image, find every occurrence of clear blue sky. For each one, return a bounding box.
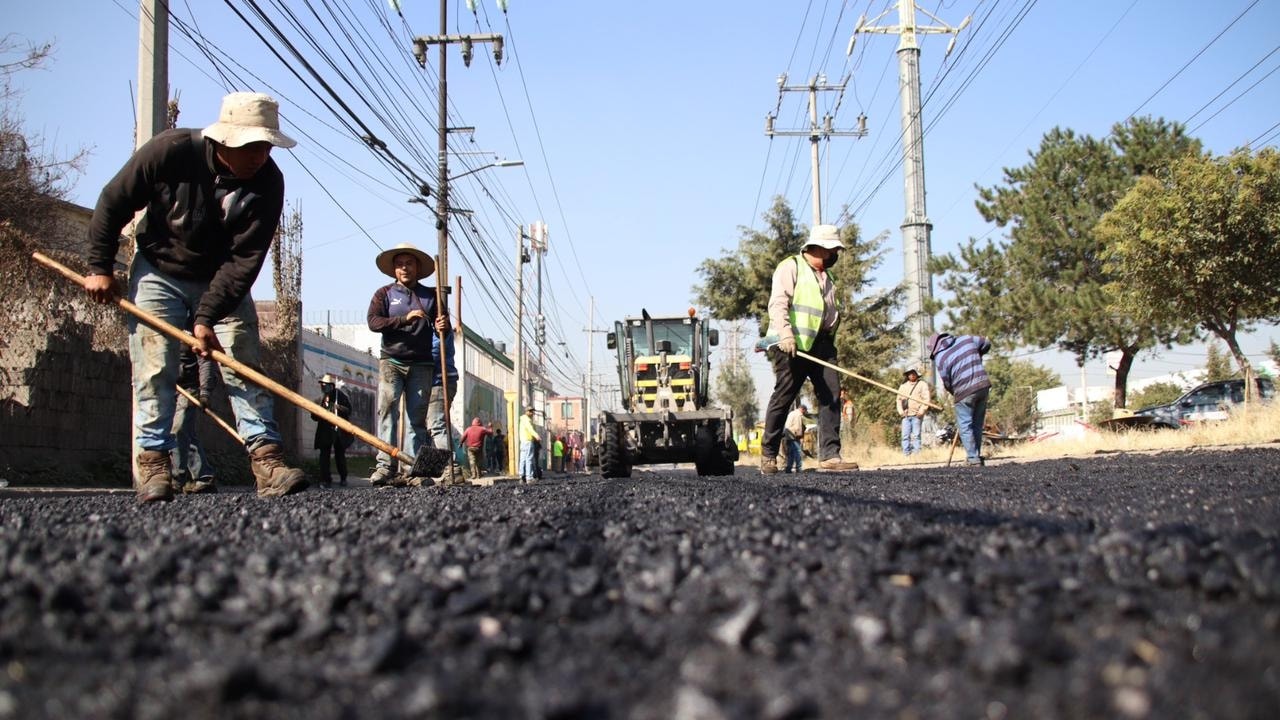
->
[8,1,1279,413]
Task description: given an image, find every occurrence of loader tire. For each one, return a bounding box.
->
[600,423,631,478]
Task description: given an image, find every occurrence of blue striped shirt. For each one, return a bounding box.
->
[934,335,992,402]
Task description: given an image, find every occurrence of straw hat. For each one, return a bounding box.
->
[201,92,296,149]
[320,373,337,384]
[375,242,435,279]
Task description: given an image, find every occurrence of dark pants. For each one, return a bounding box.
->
[763,336,840,462]
[318,442,347,482]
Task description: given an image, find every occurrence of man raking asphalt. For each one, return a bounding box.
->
[33,252,451,481]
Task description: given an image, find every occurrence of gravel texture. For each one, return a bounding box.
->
[1,448,1278,719]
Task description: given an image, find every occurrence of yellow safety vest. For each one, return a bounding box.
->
[770,255,827,352]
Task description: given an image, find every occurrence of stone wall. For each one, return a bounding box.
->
[0,226,303,487]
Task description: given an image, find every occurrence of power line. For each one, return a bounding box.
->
[1126,0,1261,121]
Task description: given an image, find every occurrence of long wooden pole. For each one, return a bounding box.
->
[32,251,419,467]
[434,255,458,477]
[175,385,243,444]
[794,349,945,412]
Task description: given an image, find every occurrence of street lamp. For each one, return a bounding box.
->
[448,159,523,183]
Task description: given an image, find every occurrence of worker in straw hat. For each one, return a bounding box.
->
[83,91,307,503]
[366,242,449,486]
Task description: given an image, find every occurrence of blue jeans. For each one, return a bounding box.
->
[519,440,537,479]
[128,253,279,453]
[954,389,990,463]
[427,379,456,450]
[375,358,433,473]
[900,415,922,455]
[784,437,803,472]
[171,391,214,481]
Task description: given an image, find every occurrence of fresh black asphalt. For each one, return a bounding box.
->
[1,448,1277,719]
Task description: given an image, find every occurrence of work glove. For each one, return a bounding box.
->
[776,336,797,356]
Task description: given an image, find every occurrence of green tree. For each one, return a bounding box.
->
[1127,381,1184,411]
[935,117,1201,409]
[982,355,1061,435]
[693,196,799,333]
[1099,147,1280,394]
[1204,342,1236,382]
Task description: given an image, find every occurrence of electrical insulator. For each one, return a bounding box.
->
[461,39,473,67]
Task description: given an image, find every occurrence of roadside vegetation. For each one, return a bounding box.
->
[857,400,1280,469]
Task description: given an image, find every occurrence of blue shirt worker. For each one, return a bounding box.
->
[366,242,448,485]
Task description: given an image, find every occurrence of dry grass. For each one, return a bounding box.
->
[852,402,1280,469]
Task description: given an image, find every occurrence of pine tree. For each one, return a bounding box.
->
[935,117,1201,408]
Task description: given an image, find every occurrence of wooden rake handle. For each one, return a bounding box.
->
[32,251,413,465]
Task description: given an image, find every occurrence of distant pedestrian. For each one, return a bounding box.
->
[839,388,856,448]
[491,426,507,473]
[518,407,538,483]
[458,417,493,481]
[483,422,499,471]
[311,374,352,486]
[896,368,931,456]
[928,332,992,466]
[783,404,807,473]
[552,435,565,473]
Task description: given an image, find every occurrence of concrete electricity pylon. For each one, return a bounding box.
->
[848,1,969,371]
[766,75,867,226]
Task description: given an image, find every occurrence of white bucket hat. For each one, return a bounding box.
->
[202,92,297,149]
[805,224,845,250]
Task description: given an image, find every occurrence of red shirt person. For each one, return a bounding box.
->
[458,418,494,480]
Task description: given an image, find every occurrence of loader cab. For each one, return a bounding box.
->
[607,310,719,412]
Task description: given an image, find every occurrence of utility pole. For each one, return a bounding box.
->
[411,1,503,283]
[848,1,969,372]
[136,0,168,149]
[529,221,549,463]
[583,296,611,443]
[512,225,528,474]
[766,75,867,226]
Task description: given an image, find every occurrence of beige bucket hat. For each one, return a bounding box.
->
[805,224,845,250]
[202,92,297,149]
[375,242,435,279]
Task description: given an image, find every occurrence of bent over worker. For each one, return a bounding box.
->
[84,92,307,502]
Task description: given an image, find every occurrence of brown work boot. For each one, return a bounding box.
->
[135,450,175,503]
[248,443,309,498]
[760,455,779,475]
[818,457,860,472]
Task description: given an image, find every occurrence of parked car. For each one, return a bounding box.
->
[1133,378,1276,429]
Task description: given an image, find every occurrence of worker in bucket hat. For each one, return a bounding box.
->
[83,91,306,503]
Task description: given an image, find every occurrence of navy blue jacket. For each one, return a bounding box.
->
[366,281,447,364]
